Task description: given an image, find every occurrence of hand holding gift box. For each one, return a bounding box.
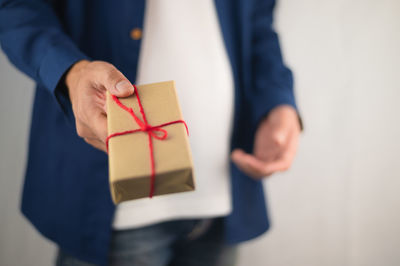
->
[106,81,195,204]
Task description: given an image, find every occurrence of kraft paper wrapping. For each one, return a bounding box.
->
[107,81,195,204]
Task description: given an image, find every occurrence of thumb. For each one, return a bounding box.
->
[96,63,135,97]
[114,80,135,97]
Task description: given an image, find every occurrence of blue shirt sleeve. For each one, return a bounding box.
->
[0,0,89,118]
[250,0,300,128]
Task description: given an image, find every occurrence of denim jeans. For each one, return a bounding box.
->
[55,217,237,266]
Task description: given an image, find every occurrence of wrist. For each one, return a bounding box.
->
[269,105,303,131]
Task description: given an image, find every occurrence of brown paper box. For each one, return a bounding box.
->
[107,81,195,204]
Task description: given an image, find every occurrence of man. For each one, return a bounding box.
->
[0,0,301,265]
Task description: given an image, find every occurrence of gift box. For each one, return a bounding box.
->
[106,80,195,204]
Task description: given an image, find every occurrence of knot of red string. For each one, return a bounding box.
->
[106,84,189,198]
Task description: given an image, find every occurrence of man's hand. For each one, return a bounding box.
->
[66,60,135,152]
[231,105,301,179]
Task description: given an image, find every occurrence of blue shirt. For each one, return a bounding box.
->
[0,0,297,265]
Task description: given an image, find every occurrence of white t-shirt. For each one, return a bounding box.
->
[112,0,234,230]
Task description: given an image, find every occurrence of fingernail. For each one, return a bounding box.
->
[115,80,133,94]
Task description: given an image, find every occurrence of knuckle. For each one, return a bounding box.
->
[75,123,86,138]
[75,125,83,137]
[272,133,285,146]
[259,170,268,178]
[262,167,271,175]
[84,138,95,147]
[282,160,291,171]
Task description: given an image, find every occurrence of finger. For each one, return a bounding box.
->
[268,105,300,147]
[84,137,107,153]
[93,88,107,114]
[76,115,107,151]
[232,147,293,178]
[93,62,135,97]
[262,130,300,174]
[253,140,280,163]
[75,120,97,140]
[88,110,108,144]
[269,120,291,147]
[274,129,300,170]
[254,121,290,161]
[261,159,291,175]
[231,149,271,178]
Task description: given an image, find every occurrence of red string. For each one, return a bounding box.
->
[106,84,189,198]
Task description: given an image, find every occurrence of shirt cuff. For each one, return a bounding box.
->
[38,39,90,122]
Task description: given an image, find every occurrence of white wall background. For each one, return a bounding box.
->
[1,0,399,265]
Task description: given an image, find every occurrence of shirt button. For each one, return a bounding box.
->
[130,28,142,40]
